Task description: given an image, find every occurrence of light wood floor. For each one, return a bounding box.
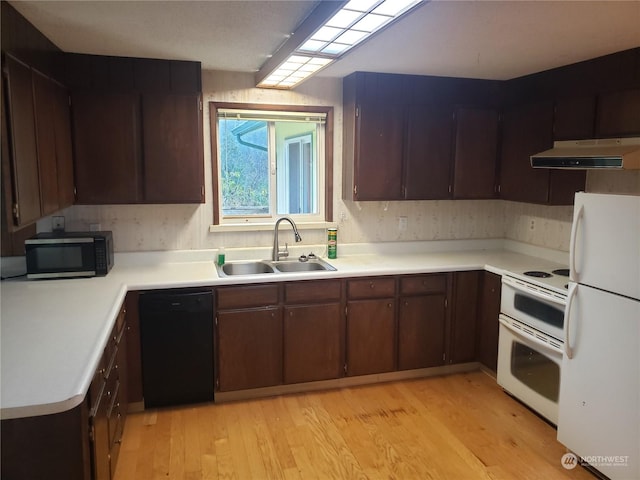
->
[114,371,595,480]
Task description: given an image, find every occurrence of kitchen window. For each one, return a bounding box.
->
[210,103,333,226]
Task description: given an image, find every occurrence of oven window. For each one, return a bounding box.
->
[511,341,560,402]
[514,294,564,330]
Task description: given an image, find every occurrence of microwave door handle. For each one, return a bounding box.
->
[563,283,578,359]
[498,316,564,356]
[569,204,584,282]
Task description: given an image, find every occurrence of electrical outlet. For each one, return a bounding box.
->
[89,223,101,232]
[52,216,65,232]
[530,219,536,230]
[398,216,408,231]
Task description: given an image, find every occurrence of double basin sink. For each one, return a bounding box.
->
[216,257,336,277]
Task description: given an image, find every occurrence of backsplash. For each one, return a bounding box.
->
[36,72,640,254]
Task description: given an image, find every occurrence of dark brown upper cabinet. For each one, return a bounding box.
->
[141,94,204,203]
[73,92,142,204]
[553,95,596,140]
[68,54,204,205]
[404,105,453,200]
[3,55,41,227]
[343,72,500,202]
[452,107,499,199]
[596,88,640,138]
[2,55,75,227]
[352,100,405,200]
[499,101,554,204]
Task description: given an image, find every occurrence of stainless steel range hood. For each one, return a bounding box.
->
[531,137,640,169]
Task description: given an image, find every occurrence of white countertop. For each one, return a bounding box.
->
[0,239,568,420]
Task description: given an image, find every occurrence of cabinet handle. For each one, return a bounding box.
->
[370,282,375,289]
[404,301,409,307]
[387,303,392,308]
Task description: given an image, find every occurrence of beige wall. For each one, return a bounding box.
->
[45,71,640,253]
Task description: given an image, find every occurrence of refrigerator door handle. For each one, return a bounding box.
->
[564,282,578,359]
[569,204,584,282]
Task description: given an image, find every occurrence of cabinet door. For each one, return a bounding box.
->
[596,88,640,137]
[124,291,143,405]
[3,55,41,226]
[353,101,404,200]
[553,96,596,140]
[141,94,204,203]
[346,298,395,376]
[476,271,501,372]
[448,271,480,364]
[284,303,343,384]
[217,307,283,391]
[32,71,59,216]
[51,81,75,209]
[499,101,553,204]
[452,108,498,199]
[404,105,453,200]
[73,92,141,204]
[398,294,446,370]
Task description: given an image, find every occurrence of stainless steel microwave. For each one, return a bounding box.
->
[25,231,114,279]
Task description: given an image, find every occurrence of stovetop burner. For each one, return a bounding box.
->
[552,268,570,277]
[523,270,552,278]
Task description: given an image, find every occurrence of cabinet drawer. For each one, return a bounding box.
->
[400,274,447,295]
[285,280,342,304]
[348,277,395,299]
[217,284,279,309]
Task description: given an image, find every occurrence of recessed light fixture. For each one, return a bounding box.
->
[256,0,424,89]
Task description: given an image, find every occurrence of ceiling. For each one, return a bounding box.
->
[8,0,640,82]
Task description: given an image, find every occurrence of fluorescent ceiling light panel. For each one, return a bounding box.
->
[257,0,423,89]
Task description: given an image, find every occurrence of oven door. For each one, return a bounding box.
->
[501,275,565,340]
[497,314,563,425]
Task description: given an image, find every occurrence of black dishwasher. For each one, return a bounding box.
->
[139,289,214,408]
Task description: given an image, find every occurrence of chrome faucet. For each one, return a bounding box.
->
[272,217,302,261]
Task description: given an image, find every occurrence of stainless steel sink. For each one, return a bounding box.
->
[273,259,336,272]
[219,261,275,276]
[216,258,336,276]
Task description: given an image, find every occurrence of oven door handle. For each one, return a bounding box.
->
[502,276,566,307]
[499,316,564,356]
[569,204,584,282]
[563,282,578,359]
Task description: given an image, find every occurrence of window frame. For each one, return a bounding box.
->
[210,102,333,225]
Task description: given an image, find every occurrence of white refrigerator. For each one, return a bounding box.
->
[558,192,640,479]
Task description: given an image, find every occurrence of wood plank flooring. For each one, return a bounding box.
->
[114,371,595,480]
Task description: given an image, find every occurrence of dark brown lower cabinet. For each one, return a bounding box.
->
[282,279,344,384]
[217,307,283,391]
[448,271,480,364]
[398,294,447,370]
[284,303,343,384]
[346,298,396,376]
[89,304,128,480]
[398,273,448,370]
[0,304,129,480]
[476,271,502,371]
[1,404,91,480]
